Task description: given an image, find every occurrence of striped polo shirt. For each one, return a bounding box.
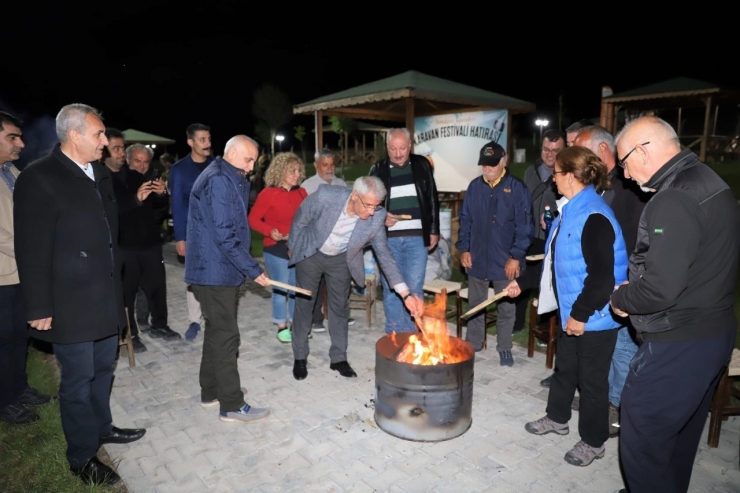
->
[387,162,422,237]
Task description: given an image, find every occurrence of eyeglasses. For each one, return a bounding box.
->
[552,169,567,175]
[542,147,563,155]
[357,194,383,211]
[617,142,650,168]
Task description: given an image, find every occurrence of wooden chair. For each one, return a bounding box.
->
[348,274,377,327]
[423,279,462,327]
[456,287,497,350]
[527,298,558,369]
[707,348,740,467]
[119,308,135,367]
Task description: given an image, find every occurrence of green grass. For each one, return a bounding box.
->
[0,347,113,493]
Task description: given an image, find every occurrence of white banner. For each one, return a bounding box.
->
[414,110,507,192]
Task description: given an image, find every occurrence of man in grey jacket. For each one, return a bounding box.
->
[288,176,423,380]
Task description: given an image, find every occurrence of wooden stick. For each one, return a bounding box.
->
[394,214,412,220]
[461,291,509,318]
[525,254,544,261]
[267,279,312,297]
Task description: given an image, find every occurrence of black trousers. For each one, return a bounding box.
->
[546,328,617,448]
[121,244,168,335]
[620,328,735,493]
[192,285,246,413]
[53,334,117,467]
[0,284,29,408]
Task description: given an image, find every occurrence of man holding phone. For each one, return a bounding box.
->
[114,143,180,351]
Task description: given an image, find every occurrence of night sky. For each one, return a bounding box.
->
[5,4,739,164]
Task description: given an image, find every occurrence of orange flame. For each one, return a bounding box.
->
[393,292,470,365]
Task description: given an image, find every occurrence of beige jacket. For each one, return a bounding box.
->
[0,164,20,285]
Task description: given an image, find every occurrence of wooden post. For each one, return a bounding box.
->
[405,97,415,153]
[362,133,366,163]
[612,105,621,135]
[506,110,513,157]
[713,105,719,135]
[315,111,323,150]
[700,96,712,162]
[677,107,683,137]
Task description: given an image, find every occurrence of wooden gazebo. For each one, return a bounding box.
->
[599,77,739,161]
[294,70,535,154]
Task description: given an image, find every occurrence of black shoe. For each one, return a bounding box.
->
[70,457,120,485]
[99,426,146,445]
[540,374,553,388]
[293,359,308,380]
[18,386,53,406]
[131,335,147,353]
[0,402,40,425]
[150,326,182,341]
[330,361,357,378]
[347,318,356,326]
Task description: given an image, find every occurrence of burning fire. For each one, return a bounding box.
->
[391,292,470,365]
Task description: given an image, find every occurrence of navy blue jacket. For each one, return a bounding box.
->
[456,173,533,281]
[184,157,263,286]
[169,153,213,242]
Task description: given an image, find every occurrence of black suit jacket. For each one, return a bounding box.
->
[14,145,126,344]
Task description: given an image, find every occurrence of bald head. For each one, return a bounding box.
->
[615,117,681,187]
[224,135,260,172]
[574,125,616,171]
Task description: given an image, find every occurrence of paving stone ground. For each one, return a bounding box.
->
[106,243,740,492]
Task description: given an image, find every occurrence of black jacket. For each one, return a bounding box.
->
[602,165,650,252]
[14,145,126,344]
[113,166,169,250]
[369,154,440,247]
[611,150,740,342]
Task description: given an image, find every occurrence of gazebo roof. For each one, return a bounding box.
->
[294,70,535,119]
[123,129,176,145]
[603,77,723,105]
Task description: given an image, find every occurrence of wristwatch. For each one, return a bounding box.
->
[402,293,412,302]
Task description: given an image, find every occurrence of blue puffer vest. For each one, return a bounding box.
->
[545,185,628,331]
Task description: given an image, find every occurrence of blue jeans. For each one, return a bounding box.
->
[263,252,296,326]
[380,235,427,334]
[608,325,638,406]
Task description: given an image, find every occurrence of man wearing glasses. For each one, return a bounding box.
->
[610,116,740,493]
[288,176,423,381]
[524,129,565,250]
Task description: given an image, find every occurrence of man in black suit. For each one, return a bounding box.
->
[14,104,146,486]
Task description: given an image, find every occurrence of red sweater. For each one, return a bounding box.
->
[248,186,307,247]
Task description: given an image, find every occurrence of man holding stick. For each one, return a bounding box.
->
[185,135,270,424]
[457,141,533,365]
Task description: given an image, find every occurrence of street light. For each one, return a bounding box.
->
[276,134,285,152]
[535,119,549,143]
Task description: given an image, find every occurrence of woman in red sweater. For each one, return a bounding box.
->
[248,153,307,343]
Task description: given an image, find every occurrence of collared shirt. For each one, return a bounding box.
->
[61,150,95,181]
[319,198,359,256]
[301,174,348,195]
[0,163,16,194]
[483,168,507,189]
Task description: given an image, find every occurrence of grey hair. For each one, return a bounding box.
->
[314,147,335,161]
[565,120,590,134]
[615,116,680,147]
[386,128,411,144]
[581,125,616,154]
[125,143,153,161]
[224,135,260,155]
[353,176,387,202]
[56,103,103,143]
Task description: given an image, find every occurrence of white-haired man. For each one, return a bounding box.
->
[370,128,439,334]
[288,176,423,380]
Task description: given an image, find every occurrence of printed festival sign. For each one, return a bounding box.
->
[414,110,507,192]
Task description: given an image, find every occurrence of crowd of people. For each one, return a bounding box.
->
[0,104,738,492]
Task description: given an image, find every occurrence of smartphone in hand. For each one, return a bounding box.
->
[150,169,161,183]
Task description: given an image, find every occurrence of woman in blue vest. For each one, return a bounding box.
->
[522,146,628,467]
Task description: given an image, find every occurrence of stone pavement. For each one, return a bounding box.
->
[107,243,740,493]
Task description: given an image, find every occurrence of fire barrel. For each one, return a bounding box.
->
[374,333,475,442]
